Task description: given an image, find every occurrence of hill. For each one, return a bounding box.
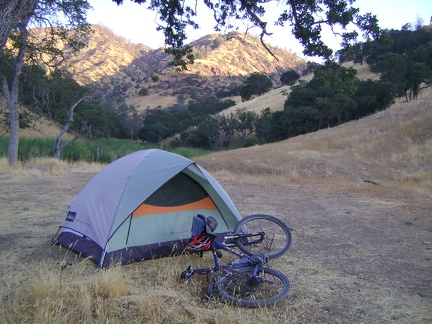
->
[63,25,153,86]
[60,25,306,111]
[196,89,432,188]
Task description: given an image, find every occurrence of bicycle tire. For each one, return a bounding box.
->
[217,267,290,308]
[234,214,292,259]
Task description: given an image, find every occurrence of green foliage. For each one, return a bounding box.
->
[353,79,393,117]
[312,60,357,95]
[240,73,273,102]
[187,96,235,115]
[138,87,149,96]
[234,108,258,145]
[243,134,259,147]
[0,136,211,163]
[272,59,394,141]
[254,108,273,144]
[370,53,408,98]
[215,83,242,98]
[371,51,432,100]
[0,52,143,140]
[405,61,431,100]
[25,0,92,67]
[73,101,121,138]
[270,106,320,141]
[338,27,432,100]
[139,109,178,144]
[4,4,428,152]
[180,126,207,148]
[280,70,300,86]
[138,96,236,145]
[151,74,160,82]
[196,116,220,148]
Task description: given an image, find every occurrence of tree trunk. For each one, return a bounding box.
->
[1,1,38,164]
[7,96,20,164]
[0,14,31,165]
[0,0,38,56]
[53,97,83,159]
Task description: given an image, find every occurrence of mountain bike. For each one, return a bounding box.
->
[181,214,292,308]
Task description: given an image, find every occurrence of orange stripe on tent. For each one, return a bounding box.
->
[132,196,218,218]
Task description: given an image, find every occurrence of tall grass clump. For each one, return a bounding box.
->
[1,260,133,323]
[0,136,213,163]
[95,265,131,298]
[0,251,291,323]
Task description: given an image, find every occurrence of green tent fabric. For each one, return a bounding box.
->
[53,149,242,267]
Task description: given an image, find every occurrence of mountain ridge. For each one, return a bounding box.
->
[60,25,307,111]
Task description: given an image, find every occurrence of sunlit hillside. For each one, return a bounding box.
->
[52,26,307,112]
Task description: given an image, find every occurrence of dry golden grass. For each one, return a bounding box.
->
[0,157,103,178]
[19,120,76,139]
[221,86,291,114]
[342,62,380,81]
[126,93,180,112]
[0,251,286,323]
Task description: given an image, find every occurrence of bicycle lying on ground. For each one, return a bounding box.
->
[181,214,292,308]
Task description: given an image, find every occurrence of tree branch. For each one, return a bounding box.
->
[53,97,84,159]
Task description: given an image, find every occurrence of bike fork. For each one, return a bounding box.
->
[181,265,194,284]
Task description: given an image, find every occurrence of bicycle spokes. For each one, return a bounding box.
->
[217,268,290,307]
[234,214,292,259]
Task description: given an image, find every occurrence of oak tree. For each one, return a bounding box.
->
[0,0,91,165]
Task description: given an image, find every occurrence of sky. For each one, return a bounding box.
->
[87,0,432,59]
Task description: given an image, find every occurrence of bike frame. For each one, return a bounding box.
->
[183,234,268,282]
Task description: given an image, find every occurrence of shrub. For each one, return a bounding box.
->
[138,87,149,96]
[243,134,259,147]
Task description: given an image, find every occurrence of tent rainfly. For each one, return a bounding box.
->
[52,149,242,268]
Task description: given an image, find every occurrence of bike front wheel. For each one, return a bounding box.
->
[217,267,290,308]
[234,214,292,259]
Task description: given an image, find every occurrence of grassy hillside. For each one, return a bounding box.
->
[196,89,432,190]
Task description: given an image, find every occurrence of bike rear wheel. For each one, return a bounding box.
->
[234,214,292,259]
[217,267,290,308]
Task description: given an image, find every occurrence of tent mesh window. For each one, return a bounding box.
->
[144,172,209,207]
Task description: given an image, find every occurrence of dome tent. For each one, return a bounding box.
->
[52,149,242,268]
